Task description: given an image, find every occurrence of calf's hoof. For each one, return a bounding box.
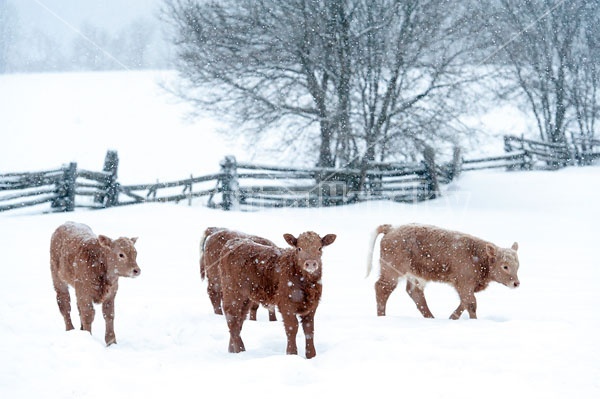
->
[228,340,245,353]
[228,346,245,353]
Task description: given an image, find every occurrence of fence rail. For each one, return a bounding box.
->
[1,135,597,214]
[504,134,600,168]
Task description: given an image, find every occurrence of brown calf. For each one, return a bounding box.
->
[366,224,519,319]
[50,222,141,345]
[219,231,336,358]
[199,227,277,321]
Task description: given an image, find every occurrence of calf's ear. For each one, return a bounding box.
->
[130,237,138,244]
[98,235,112,248]
[321,234,337,247]
[283,233,297,247]
[485,243,497,258]
[511,242,519,251]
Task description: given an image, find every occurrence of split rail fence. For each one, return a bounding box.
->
[2,135,598,214]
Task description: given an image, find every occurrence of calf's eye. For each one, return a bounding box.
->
[119,253,125,258]
[502,265,509,270]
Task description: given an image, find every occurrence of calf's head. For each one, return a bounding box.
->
[283,231,336,277]
[487,242,520,288]
[98,235,141,278]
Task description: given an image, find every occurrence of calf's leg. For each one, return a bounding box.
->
[223,298,251,353]
[450,287,477,320]
[102,294,117,346]
[52,278,74,330]
[280,308,299,355]
[207,279,223,315]
[268,306,277,322]
[406,279,434,318]
[301,311,316,359]
[248,302,259,321]
[374,277,398,316]
[247,302,276,321]
[76,294,95,333]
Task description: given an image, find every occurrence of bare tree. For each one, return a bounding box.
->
[163,0,481,167]
[163,0,341,166]
[351,0,482,167]
[568,0,600,162]
[483,0,599,155]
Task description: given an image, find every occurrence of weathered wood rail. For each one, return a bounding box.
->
[462,151,531,172]
[504,135,600,168]
[1,135,597,214]
[0,163,111,212]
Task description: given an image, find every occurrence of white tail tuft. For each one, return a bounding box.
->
[366,225,390,278]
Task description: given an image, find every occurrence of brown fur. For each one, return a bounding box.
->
[219,231,336,359]
[50,222,141,345]
[199,227,277,321]
[366,223,519,319]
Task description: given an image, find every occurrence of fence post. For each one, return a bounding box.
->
[450,146,462,180]
[220,155,239,211]
[52,162,77,212]
[422,146,439,200]
[315,170,334,207]
[187,174,193,206]
[102,150,119,207]
[504,136,512,152]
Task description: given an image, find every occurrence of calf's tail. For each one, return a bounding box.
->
[365,224,392,278]
[199,228,214,280]
[199,227,226,280]
[199,238,206,280]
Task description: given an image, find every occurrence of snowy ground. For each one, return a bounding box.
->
[1,71,599,398]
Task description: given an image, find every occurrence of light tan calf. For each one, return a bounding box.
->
[366,224,519,319]
[50,222,141,345]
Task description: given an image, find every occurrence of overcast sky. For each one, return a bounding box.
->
[6,0,170,71]
[14,0,164,38]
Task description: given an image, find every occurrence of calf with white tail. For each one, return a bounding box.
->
[366,223,520,319]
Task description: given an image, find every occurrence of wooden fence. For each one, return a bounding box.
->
[1,135,597,214]
[573,137,600,165]
[217,147,452,210]
[0,162,111,212]
[504,135,600,168]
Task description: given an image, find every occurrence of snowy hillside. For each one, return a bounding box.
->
[0,70,232,182]
[1,71,599,398]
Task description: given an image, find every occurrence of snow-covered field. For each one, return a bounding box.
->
[1,71,599,398]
